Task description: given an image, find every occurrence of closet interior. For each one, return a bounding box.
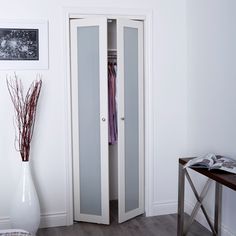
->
[70,16,144,225]
[107,19,119,213]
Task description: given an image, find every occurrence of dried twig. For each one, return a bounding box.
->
[6,74,42,161]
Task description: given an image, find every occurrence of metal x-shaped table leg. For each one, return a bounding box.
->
[185,170,216,235]
[178,163,223,236]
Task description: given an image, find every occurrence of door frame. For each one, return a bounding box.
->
[63,7,154,225]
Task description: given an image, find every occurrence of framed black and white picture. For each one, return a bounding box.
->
[0,20,48,70]
[0,28,39,60]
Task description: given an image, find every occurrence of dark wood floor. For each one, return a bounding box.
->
[37,202,211,236]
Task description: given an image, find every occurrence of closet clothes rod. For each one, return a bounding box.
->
[108,50,117,59]
[108,52,117,55]
[108,50,117,54]
[108,56,117,60]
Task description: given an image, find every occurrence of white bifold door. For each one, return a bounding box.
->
[70,17,144,225]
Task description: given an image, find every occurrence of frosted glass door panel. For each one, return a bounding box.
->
[117,19,144,223]
[77,26,101,215]
[124,27,139,212]
[70,17,109,225]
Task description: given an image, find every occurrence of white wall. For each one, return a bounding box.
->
[151,0,188,214]
[0,0,188,229]
[186,0,236,235]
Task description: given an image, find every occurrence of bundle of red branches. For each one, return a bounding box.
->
[7,74,42,162]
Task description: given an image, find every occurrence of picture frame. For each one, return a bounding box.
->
[0,20,48,70]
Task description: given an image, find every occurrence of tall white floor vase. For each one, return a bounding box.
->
[10,161,40,236]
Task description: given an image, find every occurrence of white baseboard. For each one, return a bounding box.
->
[40,212,68,228]
[185,201,234,236]
[0,217,10,229]
[0,212,68,230]
[151,200,234,236]
[151,200,178,216]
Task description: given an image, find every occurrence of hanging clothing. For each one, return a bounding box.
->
[108,62,117,145]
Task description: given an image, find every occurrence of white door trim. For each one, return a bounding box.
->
[63,7,154,225]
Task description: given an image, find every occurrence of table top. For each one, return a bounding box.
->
[179,157,236,191]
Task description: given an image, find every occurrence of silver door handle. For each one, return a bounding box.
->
[121,117,125,121]
[102,118,106,122]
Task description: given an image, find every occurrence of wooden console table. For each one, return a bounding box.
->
[178,157,236,236]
